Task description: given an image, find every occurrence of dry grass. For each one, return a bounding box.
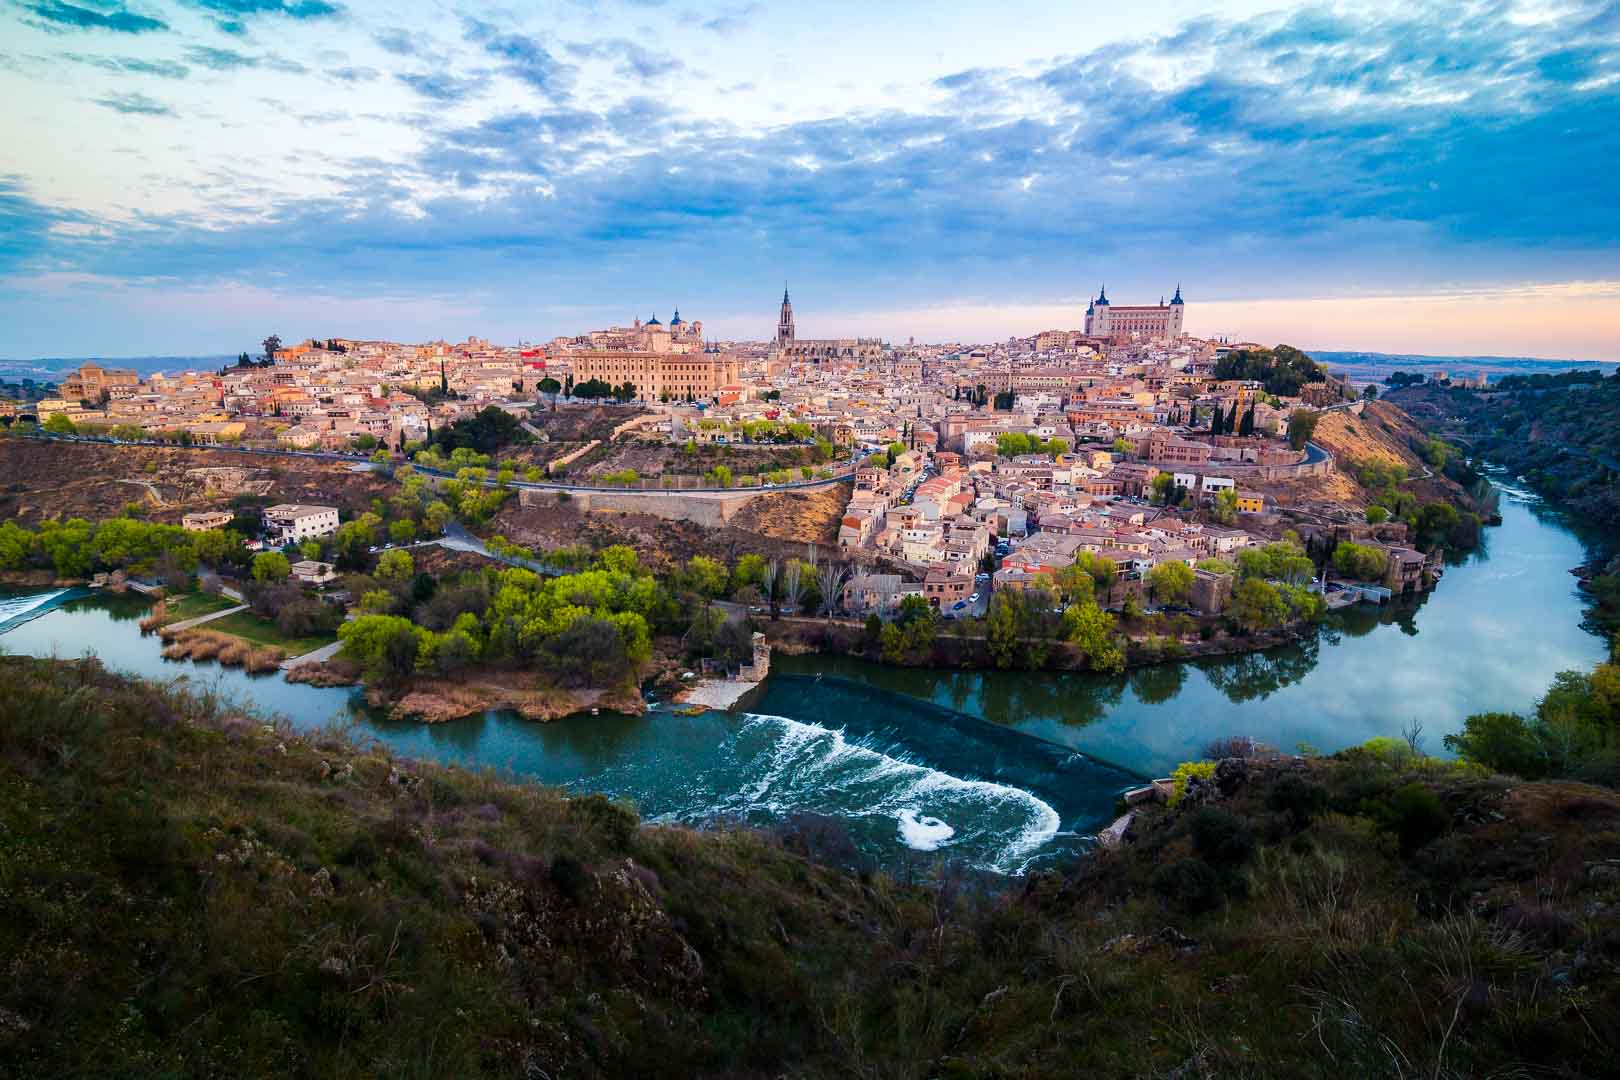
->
[1,655,1616,1078]
[137,599,167,633]
[159,627,283,672]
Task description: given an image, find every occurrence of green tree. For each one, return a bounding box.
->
[680,555,729,599]
[1232,577,1287,631]
[1056,562,1095,604]
[1332,541,1386,581]
[0,521,35,571]
[1149,472,1175,505]
[732,553,767,594]
[338,614,424,684]
[423,501,453,535]
[1212,488,1239,524]
[1286,409,1319,451]
[880,595,938,664]
[1445,718,1542,777]
[985,592,1022,669]
[42,413,76,434]
[252,551,291,583]
[376,548,415,583]
[1147,561,1195,604]
[1062,598,1124,673]
[1212,345,1326,396]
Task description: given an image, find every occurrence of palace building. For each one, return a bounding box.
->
[566,348,740,402]
[1083,285,1186,343]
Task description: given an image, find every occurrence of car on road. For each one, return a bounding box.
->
[952,600,968,610]
[969,592,980,602]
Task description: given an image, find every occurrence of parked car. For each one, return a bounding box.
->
[969,592,980,602]
[952,600,968,610]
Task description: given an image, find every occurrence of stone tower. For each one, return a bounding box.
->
[776,286,795,344]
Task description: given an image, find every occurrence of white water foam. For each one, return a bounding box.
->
[735,713,1062,872]
[0,588,70,632]
[896,809,955,851]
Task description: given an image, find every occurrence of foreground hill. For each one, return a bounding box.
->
[1,655,1616,1077]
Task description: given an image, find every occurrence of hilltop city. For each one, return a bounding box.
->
[1,284,1466,632]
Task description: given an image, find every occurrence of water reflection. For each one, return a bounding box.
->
[3,480,1611,800]
[776,484,1611,775]
[1198,637,1321,704]
[1128,661,1185,705]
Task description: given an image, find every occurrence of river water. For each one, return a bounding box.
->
[0,483,1609,872]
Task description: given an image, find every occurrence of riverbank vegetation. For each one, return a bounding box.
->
[3,652,1617,1077]
[330,546,675,707]
[1389,367,1620,528]
[0,515,242,582]
[157,627,285,672]
[1443,635,1620,785]
[1343,454,1486,547]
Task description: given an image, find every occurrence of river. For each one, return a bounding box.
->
[0,482,1610,873]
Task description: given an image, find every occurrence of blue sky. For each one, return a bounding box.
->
[2,0,1618,358]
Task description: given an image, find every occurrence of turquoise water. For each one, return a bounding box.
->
[1,482,1609,871]
[776,484,1611,775]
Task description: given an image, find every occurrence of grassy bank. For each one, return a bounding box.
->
[1,655,1616,1077]
[157,590,239,624]
[202,608,336,657]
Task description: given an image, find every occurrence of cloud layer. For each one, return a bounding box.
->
[2,0,1618,356]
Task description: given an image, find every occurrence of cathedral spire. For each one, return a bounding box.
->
[776,285,796,344]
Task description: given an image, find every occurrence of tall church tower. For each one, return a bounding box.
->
[776,286,796,344]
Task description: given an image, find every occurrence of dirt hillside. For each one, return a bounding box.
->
[725,483,849,545]
[1256,401,1468,512]
[492,482,852,571]
[0,439,393,525]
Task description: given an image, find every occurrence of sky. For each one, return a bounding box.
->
[1,0,1617,359]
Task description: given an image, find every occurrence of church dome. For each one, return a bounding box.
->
[646,313,662,326]
[670,309,683,326]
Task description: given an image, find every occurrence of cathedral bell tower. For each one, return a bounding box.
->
[776,286,796,344]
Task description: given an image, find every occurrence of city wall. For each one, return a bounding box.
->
[517,486,759,528]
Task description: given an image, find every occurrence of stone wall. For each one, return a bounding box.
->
[517,486,759,528]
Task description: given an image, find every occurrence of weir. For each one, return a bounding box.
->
[0,587,80,634]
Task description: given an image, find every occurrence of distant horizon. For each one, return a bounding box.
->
[4,345,1617,372]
